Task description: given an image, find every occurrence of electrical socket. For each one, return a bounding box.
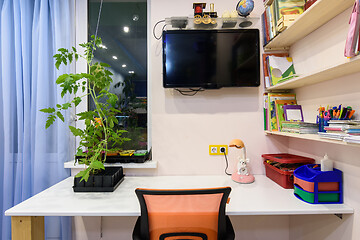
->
[209,145,228,155]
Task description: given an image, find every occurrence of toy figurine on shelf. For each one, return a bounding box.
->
[193,2,206,24]
[193,3,217,25]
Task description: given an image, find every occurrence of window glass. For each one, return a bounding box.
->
[89,0,147,150]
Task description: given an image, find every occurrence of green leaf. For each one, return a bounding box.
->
[40,107,55,113]
[62,102,72,109]
[72,46,77,52]
[68,53,73,63]
[58,48,67,53]
[45,115,56,129]
[109,119,114,128]
[69,125,83,136]
[76,169,90,182]
[62,56,68,65]
[107,93,118,107]
[89,160,105,170]
[56,104,62,108]
[104,69,113,76]
[56,74,69,84]
[73,97,82,107]
[55,60,61,70]
[100,62,111,68]
[76,148,86,156]
[56,111,65,122]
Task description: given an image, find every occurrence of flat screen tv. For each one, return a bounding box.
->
[162,29,260,89]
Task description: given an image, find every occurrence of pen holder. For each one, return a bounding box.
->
[318,118,328,132]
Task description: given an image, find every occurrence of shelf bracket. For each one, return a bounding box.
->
[264,46,290,52]
[334,214,343,219]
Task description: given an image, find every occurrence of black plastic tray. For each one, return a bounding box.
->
[73,167,124,192]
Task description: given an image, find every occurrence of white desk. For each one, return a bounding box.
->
[5,175,353,239]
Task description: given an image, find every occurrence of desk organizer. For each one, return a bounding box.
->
[262,154,315,189]
[293,164,343,204]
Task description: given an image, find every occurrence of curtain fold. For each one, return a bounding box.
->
[0,0,74,239]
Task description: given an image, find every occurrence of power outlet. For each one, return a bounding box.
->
[209,145,228,155]
[210,146,217,154]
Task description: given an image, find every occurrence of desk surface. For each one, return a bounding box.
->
[5,175,353,217]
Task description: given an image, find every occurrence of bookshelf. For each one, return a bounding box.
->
[266,55,360,90]
[264,0,354,51]
[265,131,360,147]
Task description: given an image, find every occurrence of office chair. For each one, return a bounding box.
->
[133,187,235,240]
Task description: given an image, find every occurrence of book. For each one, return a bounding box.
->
[268,55,296,86]
[264,10,270,44]
[283,104,303,121]
[264,93,269,130]
[267,93,296,131]
[269,2,277,38]
[281,121,317,134]
[266,6,274,40]
[277,0,305,19]
[262,52,289,88]
[274,99,297,131]
[261,13,268,45]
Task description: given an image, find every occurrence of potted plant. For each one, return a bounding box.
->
[41,36,129,191]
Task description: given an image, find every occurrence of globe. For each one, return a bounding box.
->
[236,0,254,17]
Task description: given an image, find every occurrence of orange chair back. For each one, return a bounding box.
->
[135,187,231,240]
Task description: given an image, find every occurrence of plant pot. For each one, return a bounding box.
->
[73,167,124,192]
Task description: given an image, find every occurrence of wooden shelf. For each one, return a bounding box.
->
[265,131,360,147]
[264,0,353,50]
[266,55,360,90]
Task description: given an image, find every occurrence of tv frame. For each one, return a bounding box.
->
[162,29,260,89]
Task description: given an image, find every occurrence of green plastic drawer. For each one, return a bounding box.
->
[294,185,340,203]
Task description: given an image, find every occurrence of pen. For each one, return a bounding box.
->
[348,110,355,119]
[342,108,348,119]
[339,107,343,119]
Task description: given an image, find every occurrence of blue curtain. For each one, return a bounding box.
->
[0,0,74,239]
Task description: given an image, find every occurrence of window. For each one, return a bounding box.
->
[88,0,148,150]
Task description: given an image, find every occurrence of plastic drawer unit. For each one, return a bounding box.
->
[294,164,343,204]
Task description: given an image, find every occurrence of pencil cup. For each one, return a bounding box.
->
[318,119,329,132]
[319,118,325,132]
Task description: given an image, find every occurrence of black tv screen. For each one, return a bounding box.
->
[162,29,260,89]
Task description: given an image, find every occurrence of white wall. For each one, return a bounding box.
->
[150,0,288,176]
[281,6,360,240]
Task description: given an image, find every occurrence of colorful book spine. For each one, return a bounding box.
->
[268,93,296,131]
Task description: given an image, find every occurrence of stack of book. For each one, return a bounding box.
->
[318,120,360,141]
[261,0,305,45]
[265,92,297,131]
[281,121,318,134]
